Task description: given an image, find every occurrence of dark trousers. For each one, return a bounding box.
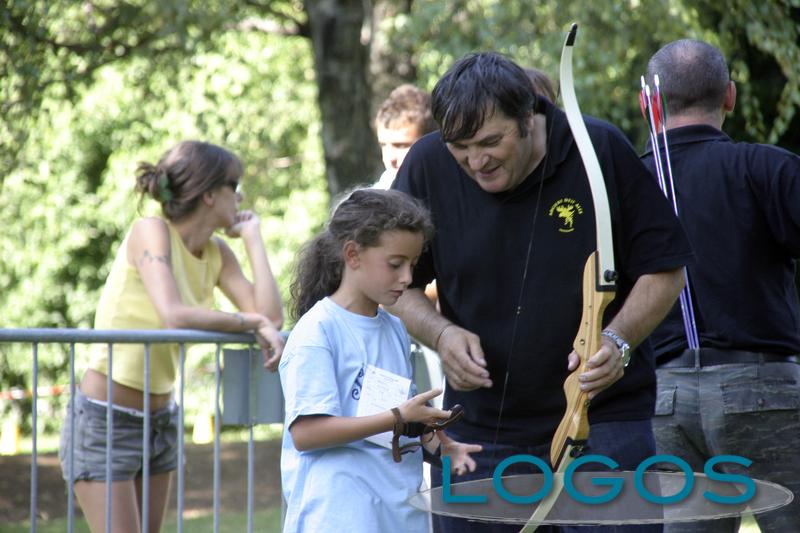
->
[653,358,800,532]
[431,419,663,533]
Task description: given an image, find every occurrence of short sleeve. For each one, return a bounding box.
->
[747,148,800,256]
[393,134,439,289]
[279,337,341,429]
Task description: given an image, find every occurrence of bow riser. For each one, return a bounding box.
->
[549,251,616,467]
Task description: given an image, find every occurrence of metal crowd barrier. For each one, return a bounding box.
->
[0,328,283,533]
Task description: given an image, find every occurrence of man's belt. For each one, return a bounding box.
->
[659,348,798,368]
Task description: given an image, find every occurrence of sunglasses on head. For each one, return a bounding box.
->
[224,180,242,195]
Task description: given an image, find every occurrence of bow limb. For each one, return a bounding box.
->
[552,21,618,467]
[560,23,616,289]
[520,23,617,532]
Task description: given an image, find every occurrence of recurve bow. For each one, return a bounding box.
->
[519,22,618,532]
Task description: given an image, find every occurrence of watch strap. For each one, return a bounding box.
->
[601,329,631,367]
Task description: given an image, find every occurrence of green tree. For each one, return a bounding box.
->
[405,0,800,151]
[1,0,413,195]
[0,4,327,428]
[2,0,799,428]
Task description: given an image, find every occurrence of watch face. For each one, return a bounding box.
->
[621,347,631,367]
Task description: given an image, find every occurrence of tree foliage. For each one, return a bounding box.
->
[1,0,799,426]
[0,0,236,183]
[0,1,326,425]
[404,0,800,151]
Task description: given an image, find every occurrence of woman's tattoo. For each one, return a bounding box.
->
[137,249,170,267]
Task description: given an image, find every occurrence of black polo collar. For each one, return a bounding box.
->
[642,124,731,156]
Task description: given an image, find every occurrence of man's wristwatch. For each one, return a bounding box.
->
[601,329,631,367]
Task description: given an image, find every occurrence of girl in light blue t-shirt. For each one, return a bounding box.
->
[280,189,481,533]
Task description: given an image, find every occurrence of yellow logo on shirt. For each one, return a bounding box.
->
[548,198,584,233]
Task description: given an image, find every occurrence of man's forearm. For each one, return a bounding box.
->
[606,268,684,348]
[386,288,452,349]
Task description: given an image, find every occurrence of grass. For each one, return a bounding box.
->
[740,514,761,532]
[0,504,765,532]
[0,507,282,533]
[1,428,765,533]
[2,429,285,532]
[1,510,759,532]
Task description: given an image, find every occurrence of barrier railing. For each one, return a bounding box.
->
[0,328,443,532]
[0,328,264,533]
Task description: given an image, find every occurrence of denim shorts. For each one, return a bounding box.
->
[59,390,179,482]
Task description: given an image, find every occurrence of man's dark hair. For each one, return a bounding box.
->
[647,39,730,115]
[431,52,537,143]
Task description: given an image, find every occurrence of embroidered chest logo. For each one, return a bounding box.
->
[548,198,584,233]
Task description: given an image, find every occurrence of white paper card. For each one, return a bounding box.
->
[356,364,411,449]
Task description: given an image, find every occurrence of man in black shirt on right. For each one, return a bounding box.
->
[642,39,800,532]
[391,50,691,533]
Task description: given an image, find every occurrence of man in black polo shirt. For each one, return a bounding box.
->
[390,52,692,533]
[642,40,800,532]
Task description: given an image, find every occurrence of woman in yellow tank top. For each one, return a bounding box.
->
[60,140,284,533]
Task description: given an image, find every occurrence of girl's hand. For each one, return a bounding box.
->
[439,431,482,476]
[225,211,261,239]
[397,388,451,424]
[254,317,285,371]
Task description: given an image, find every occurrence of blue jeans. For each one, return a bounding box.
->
[431,420,663,533]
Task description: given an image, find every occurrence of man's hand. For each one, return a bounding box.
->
[439,431,482,476]
[437,325,492,391]
[566,337,624,399]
